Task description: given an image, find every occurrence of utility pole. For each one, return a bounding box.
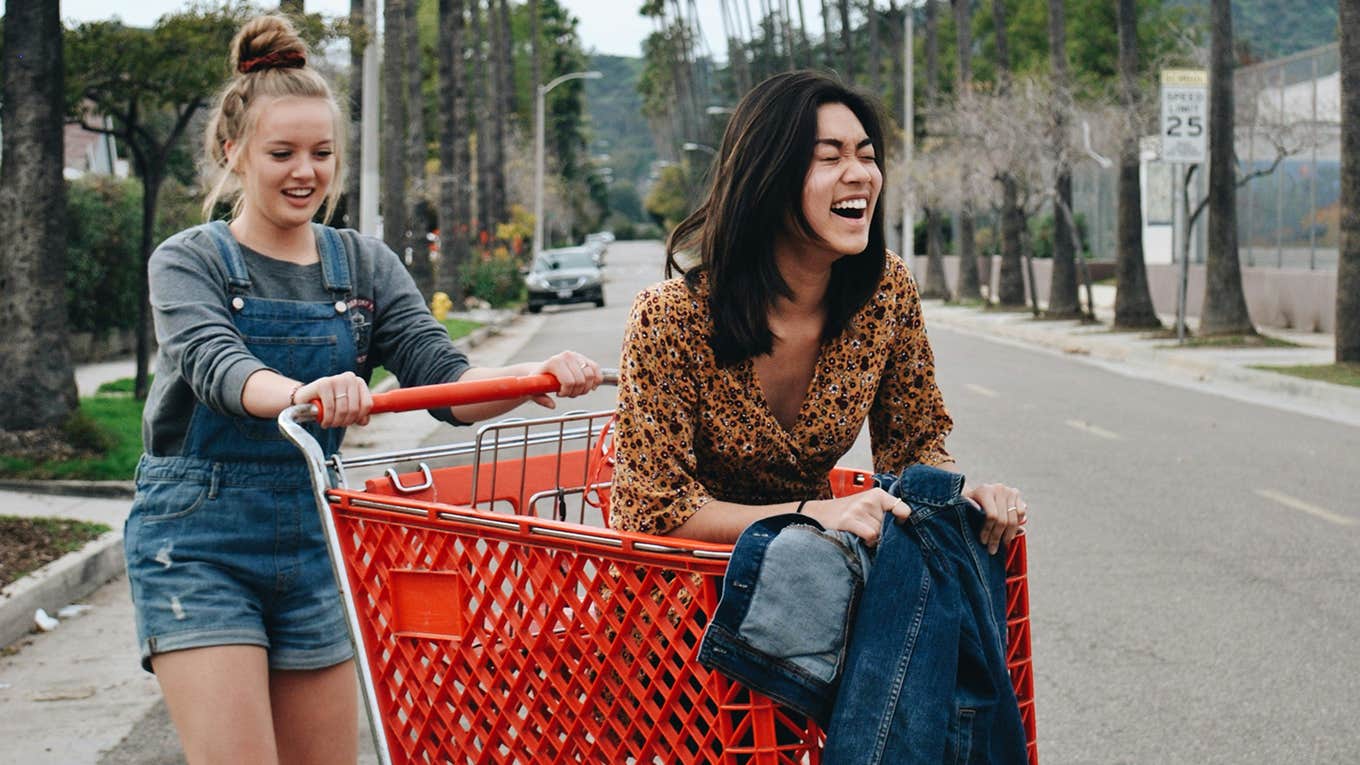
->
[901,1,914,269]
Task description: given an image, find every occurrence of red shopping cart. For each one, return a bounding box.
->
[279,374,1037,764]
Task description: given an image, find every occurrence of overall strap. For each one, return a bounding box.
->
[313,223,353,299]
[206,220,252,294]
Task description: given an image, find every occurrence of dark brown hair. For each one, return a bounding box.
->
[665,70,888,366]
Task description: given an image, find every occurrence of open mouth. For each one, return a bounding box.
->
[831,198,867,219]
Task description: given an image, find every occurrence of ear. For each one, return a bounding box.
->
[223,140,242,172]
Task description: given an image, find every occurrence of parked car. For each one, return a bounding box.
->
[525,246,605,314]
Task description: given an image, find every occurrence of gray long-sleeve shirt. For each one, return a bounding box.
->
[143,225,469,456]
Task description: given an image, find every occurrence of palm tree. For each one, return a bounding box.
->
[991,0,1026,307]
[867,0,880,96]
[1045,0,1079,318]
[1339,0,1359,362]
[343,0,364,227]
[381,0,410,262]
[471,0,493,235]
[838,0,853,81]
[1202,0,1255,335]
[1113,0,1162,329]
[493,0,513,225]
[0,0,78,430]
[438,0,470,304]
[920,0,949,300]
[952,0,981,301]
[405,0,434,297]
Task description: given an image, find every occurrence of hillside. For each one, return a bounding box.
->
[1170,0,1338,61]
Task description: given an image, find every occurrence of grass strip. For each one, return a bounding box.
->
[1250,362,1360,388]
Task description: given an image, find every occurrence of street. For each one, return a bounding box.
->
[6,239,1358,763]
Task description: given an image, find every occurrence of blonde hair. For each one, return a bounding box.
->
[201,14,344,222]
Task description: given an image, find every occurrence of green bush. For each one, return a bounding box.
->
[462,247,526,307]
[66,176,142,333]
[66,176,201,334]
[1028,212,1090,260]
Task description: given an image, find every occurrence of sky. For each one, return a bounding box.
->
[52,0,734,60]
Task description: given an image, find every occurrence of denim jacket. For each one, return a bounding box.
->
[697,464,1028,764]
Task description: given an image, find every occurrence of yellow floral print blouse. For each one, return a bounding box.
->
[609,253,954,536]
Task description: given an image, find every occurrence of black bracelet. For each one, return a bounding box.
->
[795,499,809,514]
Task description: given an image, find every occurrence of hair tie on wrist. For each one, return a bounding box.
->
[289,384,303,406]
[796,499,809,514]
[238,49,306,74]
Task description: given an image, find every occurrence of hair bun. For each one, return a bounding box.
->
[230,14,308,76]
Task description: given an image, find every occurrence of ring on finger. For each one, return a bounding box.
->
[1005,505,1018,513]
[335,392,349,400]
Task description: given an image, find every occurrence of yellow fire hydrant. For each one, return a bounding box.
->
[430,291,453,321]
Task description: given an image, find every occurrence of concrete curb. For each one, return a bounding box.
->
[0,531,125,649]
[0,479,135,499]
[924,305,1360,424]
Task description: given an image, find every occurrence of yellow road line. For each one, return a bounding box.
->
[1254,488,1356,527]
[1064,419,1120,440]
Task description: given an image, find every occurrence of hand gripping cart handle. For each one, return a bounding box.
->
[278,375,1037,765]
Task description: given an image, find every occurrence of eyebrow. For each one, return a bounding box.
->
[814,138,875,150]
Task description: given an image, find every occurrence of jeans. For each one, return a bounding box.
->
[699,464,1028,764]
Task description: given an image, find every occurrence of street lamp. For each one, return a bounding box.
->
[534,70,602,258]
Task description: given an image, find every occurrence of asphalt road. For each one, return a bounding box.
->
[85,239,1359,763]
[524,240,1360,763]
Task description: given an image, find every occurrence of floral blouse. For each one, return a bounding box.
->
[609,253,954,536]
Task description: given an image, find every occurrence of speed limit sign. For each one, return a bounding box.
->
[1161,69,1208,164]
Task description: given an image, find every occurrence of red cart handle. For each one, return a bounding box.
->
[311,374,560,420]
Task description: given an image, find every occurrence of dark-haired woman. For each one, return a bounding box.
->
[608,70,1028,759]
[124,15,601,763]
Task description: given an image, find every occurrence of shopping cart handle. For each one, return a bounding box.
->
[306,369,616,419]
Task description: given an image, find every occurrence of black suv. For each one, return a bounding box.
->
[525,246,605,314]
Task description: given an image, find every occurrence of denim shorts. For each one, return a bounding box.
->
[124,455,353,673]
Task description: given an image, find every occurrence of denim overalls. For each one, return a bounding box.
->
[698,464,1029,764]
[124,221,357,672]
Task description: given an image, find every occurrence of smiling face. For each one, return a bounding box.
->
[228,96,336,234]
[797,102,882,260]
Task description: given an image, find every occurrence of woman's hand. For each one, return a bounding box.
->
[964,482,1028,555]
[528,351,603,408]
[294,371,373,428]
[801,488,912,547]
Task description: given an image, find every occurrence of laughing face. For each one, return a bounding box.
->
[229,96,336,234]
[798,102,882,260]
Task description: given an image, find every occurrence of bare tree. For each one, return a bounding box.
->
[381,0,410,261]
[438,0,470,305]
[0,0,78,430]
[405,0,434,297]
[1112,0,1162,329]
[1202,0,1255,335]
[1341,0,1360,362]
[951,0,981,301]
[1044,0,1080,318]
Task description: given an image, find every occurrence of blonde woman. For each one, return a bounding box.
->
[124,15,601,762]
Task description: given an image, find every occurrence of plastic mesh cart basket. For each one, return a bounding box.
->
[279,375,1037,764]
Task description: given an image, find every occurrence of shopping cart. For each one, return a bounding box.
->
[279,374,1037,764]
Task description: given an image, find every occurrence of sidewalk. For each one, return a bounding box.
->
[0,309,532,764]
[921,284,1359,428]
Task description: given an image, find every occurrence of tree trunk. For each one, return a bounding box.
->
[1201,0,1255,335]
[439,0,470,304]
[406,0,434,299]
[343,0,364,228]
[494,0,513,222]
[952,0,980,300]
[796,0,813,68]
[920,0,948,298]
[0,0,77,429]
[471,0,493,239]
[991,0,1023,306]
[1045,0,1079,318]
[1113,0,1161,329]
[998,179,1027,306]
[134,171,164,401]
[382,0,410,260]
[838,0,853,82]
[822,0,835,70]
[1340,0,1360,362]
[868,0,880,96]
